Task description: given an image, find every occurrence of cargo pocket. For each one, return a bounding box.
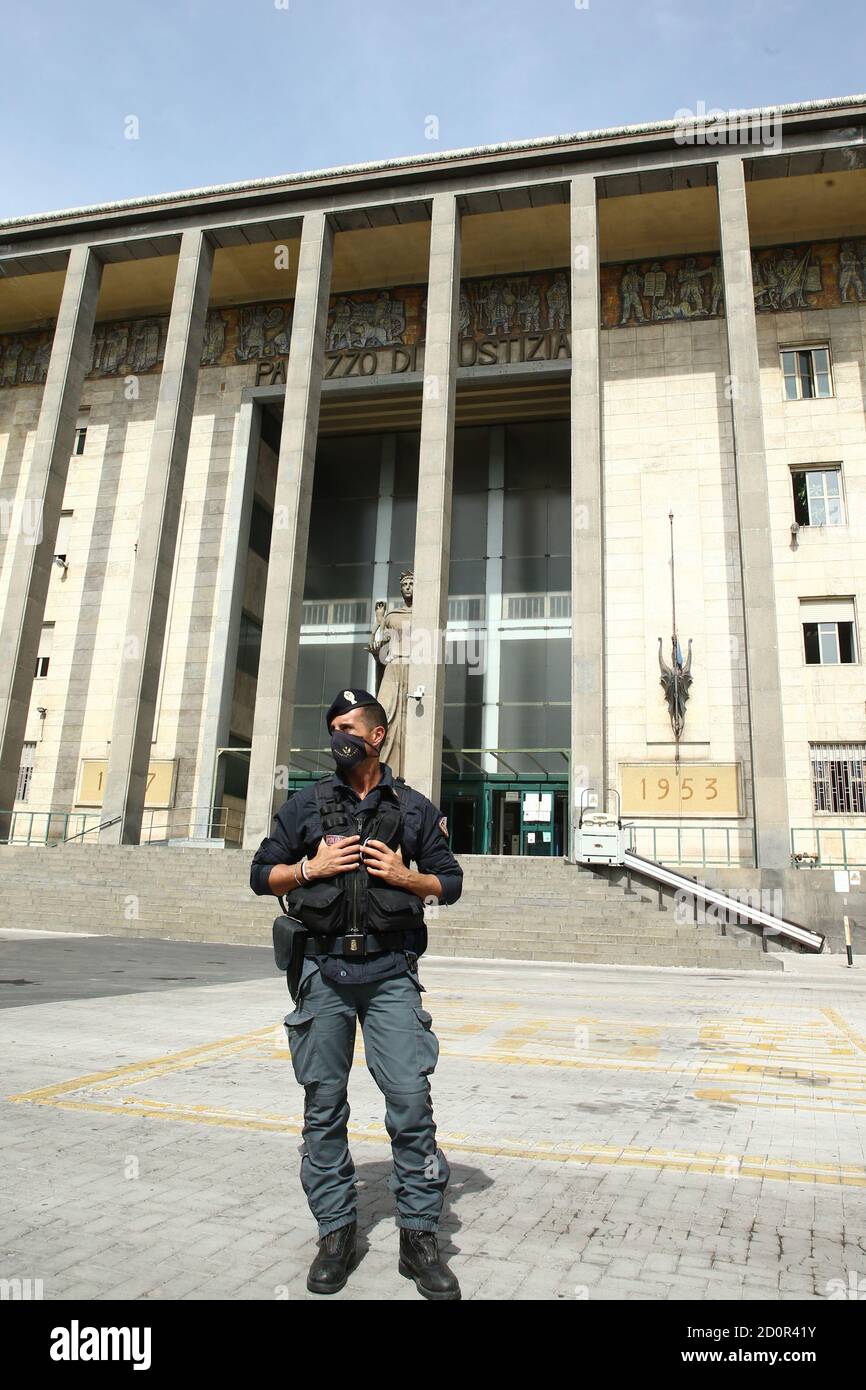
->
[413,1006,440,1077]
[283,1010,320,1085]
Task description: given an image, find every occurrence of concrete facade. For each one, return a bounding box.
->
[1,96,865,884]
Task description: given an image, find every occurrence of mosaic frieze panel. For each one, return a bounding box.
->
[602,253,723,326]
[751,239,866,311]
[600,238,866,328]
[1,240,863,388]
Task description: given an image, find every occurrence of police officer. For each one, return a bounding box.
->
[250,687,463,1300]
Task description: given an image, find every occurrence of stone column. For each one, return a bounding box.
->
[0,245,103,833]
[481,425,504,775]
[100,229,214,843]
[190,399,262,839]
[569,173,604,855]
[403,193,461,806]
[717,156,789,871]
[243,213,334,851]
[368,434,396,692]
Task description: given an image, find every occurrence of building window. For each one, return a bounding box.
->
[792,467,844,526]
[801,598,857,665]
[249,499,272,562]
[237,611,262,678]
[781,346,832,400]
[72,409,90,456]
[55,511,73,564]
[16,742,36,802]
[811,743,866,814]
[34,623,54,679]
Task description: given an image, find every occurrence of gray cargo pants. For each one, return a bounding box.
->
[283,956,450,1238]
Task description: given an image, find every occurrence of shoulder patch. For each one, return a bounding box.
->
[438,815,448,836]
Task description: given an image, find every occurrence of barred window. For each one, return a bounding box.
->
[16,742,36,803]
[811,743,866,814]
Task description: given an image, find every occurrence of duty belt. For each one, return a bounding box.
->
[304,929,409,958]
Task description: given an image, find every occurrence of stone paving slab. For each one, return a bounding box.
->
[1,937,865,1301]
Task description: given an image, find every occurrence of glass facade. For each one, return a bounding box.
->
[268,419,572,846]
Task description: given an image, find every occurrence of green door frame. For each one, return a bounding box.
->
[441,778,568,856]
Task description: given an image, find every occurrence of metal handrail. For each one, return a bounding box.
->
[60,815,121,845]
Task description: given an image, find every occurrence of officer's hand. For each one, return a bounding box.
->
[361,839,409,887]
[306,835,361,880]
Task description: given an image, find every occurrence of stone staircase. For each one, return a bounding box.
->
[0,845,786,970]
[431,855,783,969]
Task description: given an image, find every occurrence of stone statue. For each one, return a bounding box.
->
[366,571,414,777]
[658,637,693,738]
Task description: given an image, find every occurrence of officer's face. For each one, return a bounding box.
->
[332,710,385,755]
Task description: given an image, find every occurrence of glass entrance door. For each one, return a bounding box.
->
[489,785,567,856]
[441,781,567,855]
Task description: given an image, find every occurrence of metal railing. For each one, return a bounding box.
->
[625,823,757,868]
[140,804,245,846]
[1,806,243,847]
[790,826,866,869]
[60,815,121,844]
[0,810,108,846]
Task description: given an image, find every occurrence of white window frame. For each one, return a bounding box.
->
[800,599,858,666]
[780,344,833,401]
[34,623,54,679]
[790,464,845,527]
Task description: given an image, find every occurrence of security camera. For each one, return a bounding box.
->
[36,706,47,717]
[53,554,68,571]
[410,685,425,701]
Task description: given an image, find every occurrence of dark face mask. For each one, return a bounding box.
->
[330,729,374,768]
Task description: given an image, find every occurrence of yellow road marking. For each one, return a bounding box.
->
[11,1091,864,1185]
[822,1007,866,1056]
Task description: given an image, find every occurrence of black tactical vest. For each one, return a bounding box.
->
[285,774,426,946]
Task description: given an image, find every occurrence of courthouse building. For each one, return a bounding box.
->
[1,95,866,876]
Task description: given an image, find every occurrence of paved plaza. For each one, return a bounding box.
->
[1,929,865,1301]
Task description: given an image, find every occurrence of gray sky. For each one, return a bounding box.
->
[2,0,864,219]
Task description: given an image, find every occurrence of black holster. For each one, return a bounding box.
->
[272,912,308,1002]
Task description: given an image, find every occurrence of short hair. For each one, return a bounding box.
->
[359,700,388,734]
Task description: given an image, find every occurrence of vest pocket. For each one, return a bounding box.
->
[287,879,346,935]
[366,881,423,931]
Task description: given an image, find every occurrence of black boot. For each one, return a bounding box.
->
[398,1229,461,1301]
[307,1221,358,1294]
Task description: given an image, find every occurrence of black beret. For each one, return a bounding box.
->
[325,688,386,731]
